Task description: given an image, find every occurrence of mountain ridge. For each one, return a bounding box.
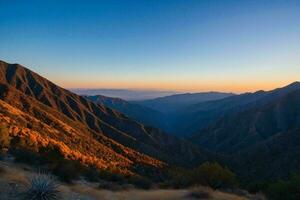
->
[169,81,300,136]
[191,87,300,154]
[85,95,168,130]
[0,60,213,175]
[133,92,235,114]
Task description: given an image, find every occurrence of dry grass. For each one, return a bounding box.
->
[0,161,262,200]
[62,185,189,200]
[62,186,252,200]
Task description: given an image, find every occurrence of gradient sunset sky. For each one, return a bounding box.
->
[1,0,300,93]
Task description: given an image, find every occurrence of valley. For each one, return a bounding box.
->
[0,60,299,199]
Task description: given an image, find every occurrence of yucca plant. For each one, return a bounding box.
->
[22,173,60,200]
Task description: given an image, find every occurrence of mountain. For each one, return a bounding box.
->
[132,92,235,135]
[191,86,300,153]
[233,126,300,181]
[171,82,300,136]
[85,95,168,131]
[190,86,300,179]
[0,60,213,176]
[71,88,177,101]
[134,92,235,114]
[86,93,234,136]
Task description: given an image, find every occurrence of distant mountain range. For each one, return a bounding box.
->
[71,88,177,101]
[133,92,235,113]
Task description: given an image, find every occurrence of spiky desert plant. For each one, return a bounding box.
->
[22,173,60,200]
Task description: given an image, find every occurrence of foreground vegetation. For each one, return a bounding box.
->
[0,160,263,200]
[1,123,298,199]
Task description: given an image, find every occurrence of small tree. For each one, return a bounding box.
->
[0,123,10,156]
[192,162,238,189]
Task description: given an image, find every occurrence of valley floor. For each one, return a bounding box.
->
[0,161,263,200]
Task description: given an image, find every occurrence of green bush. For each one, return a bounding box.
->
[166,162,238,189]
[192,162,238,189]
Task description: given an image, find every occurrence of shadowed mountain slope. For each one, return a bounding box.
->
[189,88,300,180]
[131,92,234,135]
[171,82,300,136]
[192,88,300,153]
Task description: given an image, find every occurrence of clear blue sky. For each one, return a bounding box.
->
[1,0,300,92]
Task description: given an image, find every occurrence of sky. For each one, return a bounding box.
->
[0,0,300,93]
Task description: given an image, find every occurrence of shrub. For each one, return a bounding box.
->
[191,162,238,189]
[22,173,60,200]
[39,144,86,183]
[11,149,40,164]
[127,175,152,189]
[9,134,40,164]
[83,166,101,182]
[0,123,10,155]
[11,143,87,183]
[165,163,238,189]
[98,170,125,183]
[52,159,86,183]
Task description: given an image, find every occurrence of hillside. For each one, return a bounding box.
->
[190,88,300,179]
[85,95,168,131]
[0,99,162,174]
[0,60,212,175]
[192,88,300,153]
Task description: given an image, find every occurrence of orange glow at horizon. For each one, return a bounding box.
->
[58,79,298,94]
